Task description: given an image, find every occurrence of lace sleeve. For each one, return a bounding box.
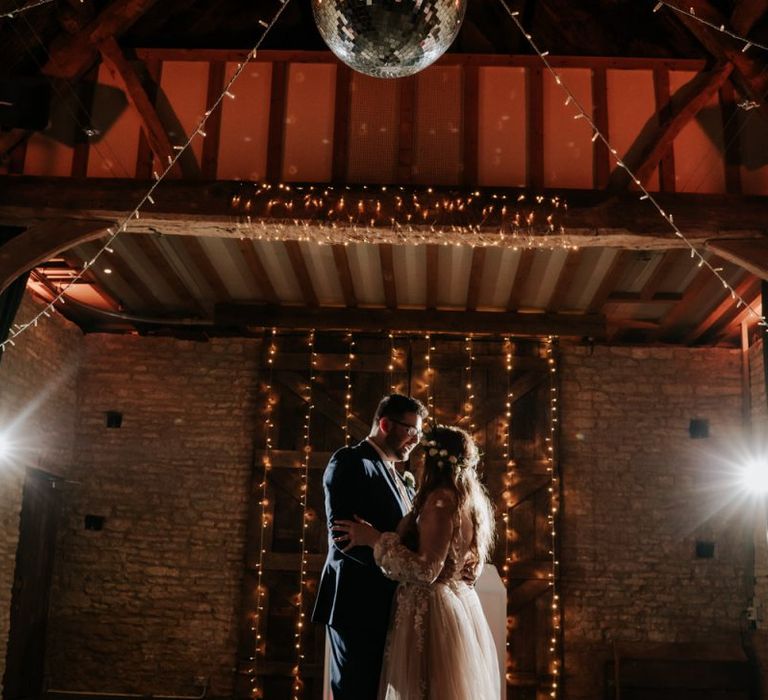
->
[373,490,457,584]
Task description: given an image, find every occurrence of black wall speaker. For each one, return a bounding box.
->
[0,78,52,131]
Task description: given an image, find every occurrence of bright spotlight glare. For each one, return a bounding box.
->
[0,436,11,461]
[740,459,768,494]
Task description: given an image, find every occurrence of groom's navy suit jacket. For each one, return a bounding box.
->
[311,440,412,633]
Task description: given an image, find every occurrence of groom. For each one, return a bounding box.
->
[311,394,426,699]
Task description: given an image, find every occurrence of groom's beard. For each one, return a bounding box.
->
[384,434,416,462]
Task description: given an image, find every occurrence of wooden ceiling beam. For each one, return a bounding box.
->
[0,218,111,295]
[236,239,279,305]
[586,250,633,313]
[682,272,760,344]
[1,178,766,246]
[44,0,161,80]
[465,247,486,311]
[507,249,535,311]
[666,0,768,123]
[653,264,722,341]
[284,240,318,307]
[181,237,233,302]
[638,249,685,300]
[130,234,207,314]
[331,244,357,308]
[547,249,583,311]
[216,303,605,338]
[97,37,186,178]
[609,63,733,191]
[705,238,768,280]
[426,244,439,310]
[379,243,398,309]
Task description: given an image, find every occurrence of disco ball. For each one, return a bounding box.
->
[311,0,467,79]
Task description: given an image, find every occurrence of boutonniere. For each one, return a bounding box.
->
[402,470,416,489]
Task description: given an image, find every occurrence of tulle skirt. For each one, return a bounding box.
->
[378,579,499,700]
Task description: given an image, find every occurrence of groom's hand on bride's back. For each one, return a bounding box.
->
[332,515,381,552]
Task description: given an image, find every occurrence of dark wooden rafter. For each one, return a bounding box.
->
[181,237,233,301]
[331,244,357,308]
[71,66,98,178]
[216,303,606,338]
[130,234,207,313]
[586,249,633,313]
[666,0,768,123]
[426,244,439,310]
[547,249,583,311]
[68,240,162,310]
[266,62,288,183]
[52,251,122,310]
[706,238,768,281]
[98,37,185,178]
[609,63,734,191]
[465,247,486,311]
[591,67,610,189]
[507,249,535,311]
[527,65,544,190]
[201,61,226,180]
[653,262,724,340]
[44,0,161,80]
[653,68,676,192]
[1,179,766,247]
[639,249,685,300]
[719,292,762,341]
[273,371,368,439]
[0,219,111,294]
[682,272,760,344]
[397,75,417,183]
[236,239,279,304]
[283,240,318,307]
[134,57,163,178]
[462,64,480,187]
[719,80,742,194]
[331,64,352,183]
[379,243,398,309]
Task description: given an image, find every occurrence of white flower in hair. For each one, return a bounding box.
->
[448,455,458,464]
[429,448,438,456]
[439,449,448,456]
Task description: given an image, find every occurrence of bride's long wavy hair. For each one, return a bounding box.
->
[411,425,496,562]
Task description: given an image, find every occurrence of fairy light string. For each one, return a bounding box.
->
[0,0,293,353]
[463,334,476,435]
[653,1,768,55]
[501,336,515,589]
[292,329,316,699]
[343,332,355,446]
[499,0,767,330]
[2,0,56,19]
[545,337,562,698]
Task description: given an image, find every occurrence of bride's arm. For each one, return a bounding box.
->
[374,489,457,584]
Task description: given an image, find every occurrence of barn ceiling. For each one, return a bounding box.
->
[1,0,767,346]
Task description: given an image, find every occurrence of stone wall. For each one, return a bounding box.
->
[44,334,262,697]
[559,344,752,698]
[0,296,83,695]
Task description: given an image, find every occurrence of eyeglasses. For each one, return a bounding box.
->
[389,418,422,438]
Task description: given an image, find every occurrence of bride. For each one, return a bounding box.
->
[333,425,499,700]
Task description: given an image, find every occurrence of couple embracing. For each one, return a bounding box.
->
[311,394,500,700]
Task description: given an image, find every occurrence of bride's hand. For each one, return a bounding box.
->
[333,515,381,551]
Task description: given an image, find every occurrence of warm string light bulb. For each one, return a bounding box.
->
[293,330,316,700]
[499,0,767,332]
[424,334,436,419]
[388,332,398,394]
[250,328,278,697]
[463,335,476,435]
[0,0,293,354]
[344,333,355,446]
[545,337,562,698]
[501,337,515,590]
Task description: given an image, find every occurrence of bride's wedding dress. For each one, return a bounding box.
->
[373,489,500,700]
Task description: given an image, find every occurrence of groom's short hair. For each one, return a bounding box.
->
[372,394,428,428]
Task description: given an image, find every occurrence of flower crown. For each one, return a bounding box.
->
[420,429,467,470]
